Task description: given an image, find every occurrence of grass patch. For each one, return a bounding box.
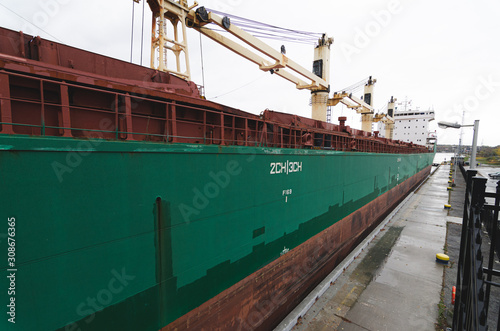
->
[436,222,451,330]
[476,156,500,166]
[436,288,449,331]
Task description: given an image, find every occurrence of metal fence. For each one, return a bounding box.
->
[453,169,500,330]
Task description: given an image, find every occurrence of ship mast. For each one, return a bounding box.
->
[149,0,195,80]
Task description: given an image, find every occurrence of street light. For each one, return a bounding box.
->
[438,121,462,129]
[438,120,479,170]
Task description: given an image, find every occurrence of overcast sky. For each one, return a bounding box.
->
[1,0,499,146]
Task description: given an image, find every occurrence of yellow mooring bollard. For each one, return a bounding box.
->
[436,253,449,265]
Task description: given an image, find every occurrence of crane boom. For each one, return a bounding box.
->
[194,9,329,90]
[327,76,377,131]
[328,93,374,113]
[147,0,329,90]
[191,18,314,89]
[145,0,333,120]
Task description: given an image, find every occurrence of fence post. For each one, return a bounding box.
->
[484,180,500,327]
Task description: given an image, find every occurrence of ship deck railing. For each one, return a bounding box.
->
[0,69,431,154]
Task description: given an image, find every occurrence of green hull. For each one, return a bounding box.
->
[0,135,433,330]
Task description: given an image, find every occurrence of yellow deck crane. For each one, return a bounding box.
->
[327,76,376,132]
[141,0,374,128]
[372,96,396,139]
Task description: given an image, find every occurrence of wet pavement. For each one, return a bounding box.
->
[280,165,454,331]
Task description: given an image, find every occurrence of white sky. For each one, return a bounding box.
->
[1,0,499,146]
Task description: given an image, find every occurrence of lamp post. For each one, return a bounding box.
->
[438,120,479,170]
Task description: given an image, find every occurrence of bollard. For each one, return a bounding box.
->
[436,253,449,265]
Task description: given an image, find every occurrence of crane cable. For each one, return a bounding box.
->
[205,8,323,45]
[140,0,146,65]
[199,33,206,97]
[208,74,267,100]
[200,8,323,100]
[333,77,370,95]
[130,1,136,63]
[0,3,62,42]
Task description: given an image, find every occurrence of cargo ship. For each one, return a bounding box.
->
[0,2,434,331]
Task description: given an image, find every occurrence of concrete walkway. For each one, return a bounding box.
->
[285,165,452,331]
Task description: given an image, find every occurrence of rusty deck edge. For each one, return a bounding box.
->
[162,165,431,331]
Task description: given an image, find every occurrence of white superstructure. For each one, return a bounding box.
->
[377,108,435,145]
